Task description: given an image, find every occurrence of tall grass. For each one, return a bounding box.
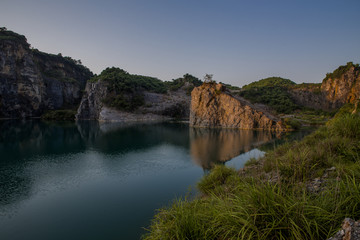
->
[143,113,360,240]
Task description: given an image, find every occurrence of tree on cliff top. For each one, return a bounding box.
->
[204,74,215,83]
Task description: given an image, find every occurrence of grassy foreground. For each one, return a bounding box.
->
[143,112,360,240]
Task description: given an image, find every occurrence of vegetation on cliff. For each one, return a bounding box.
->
[91,67,202,112]
[242,77,296,89]
[323,62,360,83]
[33,50,92,83]
[0,29,28,45]
[41,110,77,121]
[238,80,299,114]
[143,107,360,240]
[166,73,203,94]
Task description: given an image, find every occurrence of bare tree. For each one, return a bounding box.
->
[204,74,214,83]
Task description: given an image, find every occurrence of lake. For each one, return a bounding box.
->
[0,120,312,240]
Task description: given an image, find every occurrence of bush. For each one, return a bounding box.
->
[323,62,360,83]
[197,165,240,195]
[239,86,300,114]
[102,93,145,112]
[41,110,76,121]
[283,118,302,130]
[242,77,296,90]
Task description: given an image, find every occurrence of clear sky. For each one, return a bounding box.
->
[1,0,359,86]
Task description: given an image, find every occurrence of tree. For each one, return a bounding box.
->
[0,27,7,31]
[204,74,214,83]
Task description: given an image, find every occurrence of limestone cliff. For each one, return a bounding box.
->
[321,62,360,109]
[76,72,194,122]
[190,83,286,130]
[0,29,92,118]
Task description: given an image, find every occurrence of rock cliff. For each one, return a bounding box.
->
[76,69,196,121]
[288,84,329,110]
[288,63,360,111]
[0,29,92,118]
[190,83,286,131]
[321,62,360,109]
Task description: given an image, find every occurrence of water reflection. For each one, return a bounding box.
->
[189,128,279,169]
[0,120,314,240]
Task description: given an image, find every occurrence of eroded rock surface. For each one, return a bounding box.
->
[0,30,92,118]
[190,83,286,130]
[76,80,192,121]
[321,64,360,109]
[328,218,360,240]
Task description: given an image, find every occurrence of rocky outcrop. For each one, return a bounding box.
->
[190,83,286,131]
[76,79,192,121]
[328,218,360,240]
[287,63,360,111]
[321,63,360,109]
[0,30,92,118]
[288,85,329,110]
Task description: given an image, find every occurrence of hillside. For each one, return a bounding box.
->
[238,77,301,114]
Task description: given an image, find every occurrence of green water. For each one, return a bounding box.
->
[0,120,311,240]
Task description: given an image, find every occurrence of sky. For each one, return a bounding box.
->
[1,0,360,87]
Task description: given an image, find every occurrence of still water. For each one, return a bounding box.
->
[0,120,311,240]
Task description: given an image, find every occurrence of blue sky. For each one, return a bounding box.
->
[1,0,359,86]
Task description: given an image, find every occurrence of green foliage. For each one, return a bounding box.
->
[33,49,93,82]
[41,110,76,121]
[283,118,302,130]
[102,93,145,112]
[91,67,167,94]
[239,86,300,114]
[239,77,300,114]
[197,165,240,195]
[0,29,28,45]
[242,77,296,90]
[323,62,360,83]
[334,103,357,117]
[144,113,360,240]
[165,73,203,92]
[219,82,241,90]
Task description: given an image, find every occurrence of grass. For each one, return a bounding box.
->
[143,110,360,240]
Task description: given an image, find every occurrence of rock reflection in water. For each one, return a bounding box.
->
[190,128,278,170]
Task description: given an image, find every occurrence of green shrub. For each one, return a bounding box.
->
[102,93,145,112]
[197,165,240,195]
[242,77,296,90]
[239,86,300,114]
[41,110,76,121]
[323,62,360,83]
[283,118,302,130]
[92,67,167,94]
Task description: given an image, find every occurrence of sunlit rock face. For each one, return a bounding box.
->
[0,30,92,118]
[190,83,286,131]
[189,127,277,169]
[321,65,360,109]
